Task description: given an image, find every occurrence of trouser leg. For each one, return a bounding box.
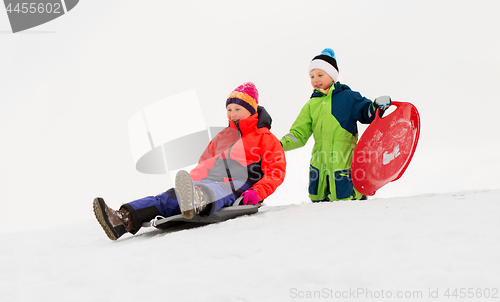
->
[121,188,181,234]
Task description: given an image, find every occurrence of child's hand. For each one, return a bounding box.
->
[374,96,392,116]
[241,189,259,205]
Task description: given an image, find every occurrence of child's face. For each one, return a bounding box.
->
[227,103,252,122]
[310,69,334,90]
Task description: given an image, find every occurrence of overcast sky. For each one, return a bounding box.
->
[1,0,499,232]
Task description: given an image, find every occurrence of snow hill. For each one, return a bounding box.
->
[2,190,499,302]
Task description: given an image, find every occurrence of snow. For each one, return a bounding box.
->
[2,190,499,301]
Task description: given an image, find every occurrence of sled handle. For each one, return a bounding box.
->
[374,100,404,122]
[233,196,244,206]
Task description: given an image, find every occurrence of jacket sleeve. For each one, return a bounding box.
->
[251,132,286,201]
[353,92,377,124]
[280,102,313,151]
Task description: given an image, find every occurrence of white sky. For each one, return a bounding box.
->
[1,0,499,232]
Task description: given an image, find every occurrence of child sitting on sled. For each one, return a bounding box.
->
[94,82,286,240]
[280,48,391,202]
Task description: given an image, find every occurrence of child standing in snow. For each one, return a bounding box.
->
[280,48,391,202]
[94,82,286,240]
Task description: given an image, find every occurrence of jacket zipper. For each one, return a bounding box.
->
[222,120,243,195]
[227,120,242,159]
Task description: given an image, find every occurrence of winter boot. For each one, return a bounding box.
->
[175,170,215,219]
[93,197,133,240]
[194,184,216,217]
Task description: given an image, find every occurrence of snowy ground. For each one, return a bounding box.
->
[1,2,500,300]
[1,189,499,302]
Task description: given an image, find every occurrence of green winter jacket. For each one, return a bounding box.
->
[280,82,377,201]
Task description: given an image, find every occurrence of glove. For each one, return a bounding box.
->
[373,96,392,116]
[241,189,259,205]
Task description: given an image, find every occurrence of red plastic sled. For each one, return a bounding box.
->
[351,101,420,196]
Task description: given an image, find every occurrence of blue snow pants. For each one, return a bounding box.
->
[121,180,249,234]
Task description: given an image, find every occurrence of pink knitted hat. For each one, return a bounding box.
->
[226,82,259,115]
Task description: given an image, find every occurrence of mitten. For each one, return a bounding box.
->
[241,189,259,205]
[373,96,392,116]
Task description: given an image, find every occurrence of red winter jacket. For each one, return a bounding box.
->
[190,113,286,201]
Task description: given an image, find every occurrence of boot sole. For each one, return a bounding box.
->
[93,197,120,241]
[175,170,195,219]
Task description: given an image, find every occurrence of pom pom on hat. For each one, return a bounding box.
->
[226,82,259,115]
[233,82,259,103]
[309,48,339,83]
[321,48,336,59]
